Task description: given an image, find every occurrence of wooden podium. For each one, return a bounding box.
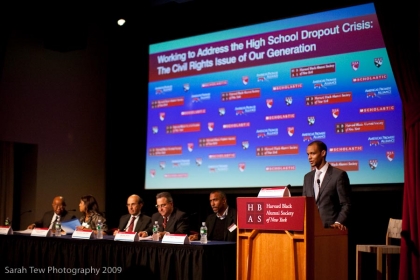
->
[237,196,348,280]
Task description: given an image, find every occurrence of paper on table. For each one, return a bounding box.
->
[139,235,153,241]
[61,218,81,234]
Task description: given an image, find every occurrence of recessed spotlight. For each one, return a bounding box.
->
[117,19,126,26]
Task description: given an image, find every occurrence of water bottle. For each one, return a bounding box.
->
[200,222,208,244]
[96,220,103,239]
[55,216,61,237]
[5,217,10,226]
[152,221,159,241]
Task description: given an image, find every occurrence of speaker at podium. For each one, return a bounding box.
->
[236,194,348,280]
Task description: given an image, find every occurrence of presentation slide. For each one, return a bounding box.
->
[145,3,404,190]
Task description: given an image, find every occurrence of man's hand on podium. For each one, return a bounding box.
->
[330,222,347,231]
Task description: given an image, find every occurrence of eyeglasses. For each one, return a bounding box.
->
[155,204,167,209]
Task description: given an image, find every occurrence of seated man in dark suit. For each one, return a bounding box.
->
[189,190,237,242]
[139,192,189,238]
[113,194,151,236]
[27,196,76,230]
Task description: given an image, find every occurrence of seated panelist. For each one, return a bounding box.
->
[139,192,189,239]
[27,196,76,230]
[76,195,108,234]
[189,190,237,242]
[113,194,151,236]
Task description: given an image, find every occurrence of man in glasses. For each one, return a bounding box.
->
[27,196,76,229]
[139,192,189,238]
[113,194,151,235]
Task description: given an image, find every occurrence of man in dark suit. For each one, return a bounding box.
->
[139,192,189,238]
[302,140,351,230]
[113,194,151,236]
[190,190,237,242]
[27,196,76,229]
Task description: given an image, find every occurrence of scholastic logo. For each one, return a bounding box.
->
[302,131,326,141]
[352,75,387,83]
[155,85,173,94]
[359,106,394,114]
[245,202,264,224]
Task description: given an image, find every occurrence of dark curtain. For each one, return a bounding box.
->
[377,1,420,279]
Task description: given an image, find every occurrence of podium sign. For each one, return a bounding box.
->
[237,197,305,231]
[237,197,348,280]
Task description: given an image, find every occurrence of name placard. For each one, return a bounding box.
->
[114,232,139,242]
[72,229,93,239]
[31,228,51,237]
[162,234,190,244]
[258,187,290,198]
[0,226,13,235]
